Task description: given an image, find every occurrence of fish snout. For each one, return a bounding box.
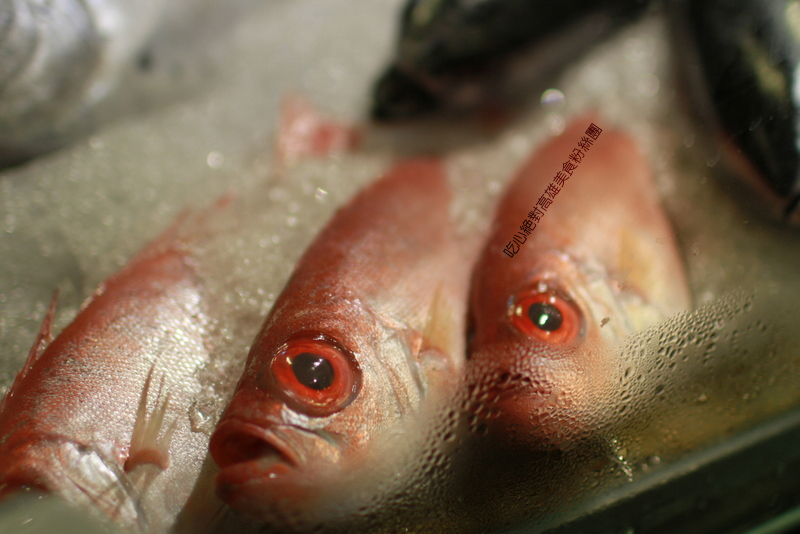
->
[210,416,341,516]
[210,418,301,471]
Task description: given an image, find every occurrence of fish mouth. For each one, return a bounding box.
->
[211,418,309,508]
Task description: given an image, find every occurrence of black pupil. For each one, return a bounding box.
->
[528,302,563,332]
[291,353,334,390]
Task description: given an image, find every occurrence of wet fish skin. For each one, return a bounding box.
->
[372,0,649,120]
[0,212,215,532]
[465,118,690,446]
[670,0,800,217]
[210,158,473,521]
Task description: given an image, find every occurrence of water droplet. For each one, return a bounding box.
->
[288,202,300,214]
[683,133,695,148]
[89,137,104,149]
[314,187,329,202]
[286,216,298,227]
[271,235,281,244]
[697,393,708,403]
[487,181,502,195]
[540,88,565,110]
[189,402,216,435]
[206,151,225,169]
[691,243,700,256]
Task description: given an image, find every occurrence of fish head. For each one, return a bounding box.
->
[210,159,466,519]
[210,292,456,517]
[467,120,691,447]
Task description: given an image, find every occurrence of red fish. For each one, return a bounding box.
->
[0,211,218,532]
[466,118,691,447]
[209,158,473,521]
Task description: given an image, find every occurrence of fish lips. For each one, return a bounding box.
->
[211,417,332,513]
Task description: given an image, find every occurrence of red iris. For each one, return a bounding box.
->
[509,287,582,345]
[269,335,360,417]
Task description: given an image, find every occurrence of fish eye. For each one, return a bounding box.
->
[509,287,582,344]
[291,353,334,390]
[270,336,361,417]
[528,302,563,331]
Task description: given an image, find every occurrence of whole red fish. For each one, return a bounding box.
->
[466,118,691,447]
[0,212,217,532]
[210,158,475,523]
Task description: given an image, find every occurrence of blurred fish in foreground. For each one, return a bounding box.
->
[0,0,164,166]
[465,118,690,447]
[0,0,256,167]
[209,158,480,529]
[669,0,800,219]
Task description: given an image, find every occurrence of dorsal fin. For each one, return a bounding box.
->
[0,290,58,412]
[275,93,361,167]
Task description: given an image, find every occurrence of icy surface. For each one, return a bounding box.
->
[1,1,800,533]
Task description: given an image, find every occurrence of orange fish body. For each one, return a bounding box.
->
[466,118,691,447]
[0,217,213,532]
[210,159,473,522]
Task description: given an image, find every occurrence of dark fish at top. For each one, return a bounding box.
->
[670,0,800,217]
[372,0,649,120]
